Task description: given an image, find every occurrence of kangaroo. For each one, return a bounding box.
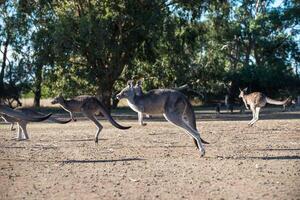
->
[0,105,52,140]
[238,88,290,126]
[0,105,51,122]
[116,80,209,157]
[51,94,131,143]
[2,108,71,132]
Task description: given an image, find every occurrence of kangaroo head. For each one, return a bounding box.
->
[51,93,64,104]
[116,80,135,100]
[134,79,144,96]
[238,87,247,98]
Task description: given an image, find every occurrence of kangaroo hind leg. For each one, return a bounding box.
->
[248,105,256,126]
[182,113,199,149]
[163,111,205,157]
[82,110,103,143]
[249,107,260,126]
[16,123,22,140]
[182,103,209,147]
[18,121,29,140]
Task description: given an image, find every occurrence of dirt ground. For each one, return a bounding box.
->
[0,109,299,199]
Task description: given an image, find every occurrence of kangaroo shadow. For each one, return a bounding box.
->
[0,157,145,164]
[148,132,177,136]
[61,138,108,142]
[255,148,300,151]
[0,146,26,149]
[249,155,300,160]
[142,145,196,149]
[62,157,145,164]
[213,155,300,160]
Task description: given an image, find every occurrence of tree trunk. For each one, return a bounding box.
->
[96,81,113,112]
[0,37,9,90]
[33,88,41,107]
[33,66,43,107]
[245,35,252,68]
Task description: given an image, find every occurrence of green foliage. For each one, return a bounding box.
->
[1,0,299,106]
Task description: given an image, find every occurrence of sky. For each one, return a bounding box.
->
[273,0,284,7]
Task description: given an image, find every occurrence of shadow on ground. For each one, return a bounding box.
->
[213,155,300,160]
[0,157,145,164]
[62,157,145,164]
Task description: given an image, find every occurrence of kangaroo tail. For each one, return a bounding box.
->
[33,113,52,122]
[266,97,289,105]
[16,108,69,124]
[0,105,52,122]
[49,117,72,124]
[95,99,131,130]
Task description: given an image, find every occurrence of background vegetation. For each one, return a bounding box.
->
[0,0,299,108]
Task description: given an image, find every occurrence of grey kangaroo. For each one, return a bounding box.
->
[0,105,52,140]
[51,94,131,143]
[238,88,291,126]
[116,80,209,157]
[2,108,71,132]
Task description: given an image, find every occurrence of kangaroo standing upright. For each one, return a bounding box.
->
[116,80,209,157]
[238,88,291,126]
[51,94,131,143]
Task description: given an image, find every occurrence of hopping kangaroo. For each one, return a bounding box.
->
[116,80,209,157]
[0,105,52,140]
[51,94,131,143]
[238,88,291,126]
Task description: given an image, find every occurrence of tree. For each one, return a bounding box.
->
[0,0,31,105]
[198,0,300,99]
[44,1,166,108]
[42,0,214,108]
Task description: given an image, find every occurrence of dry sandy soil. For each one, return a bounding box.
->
[0,108,299,199]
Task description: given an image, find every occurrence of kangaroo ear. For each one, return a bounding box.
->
[127,80,134,87]
[239,88,242,92]
[243,87,248,91]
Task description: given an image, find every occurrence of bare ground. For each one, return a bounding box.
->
[0,109,299,200]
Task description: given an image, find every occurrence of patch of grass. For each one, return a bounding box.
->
[22,91,35,98]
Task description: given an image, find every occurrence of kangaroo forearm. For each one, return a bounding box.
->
[242,98,249,109]
[60,104,74,114]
